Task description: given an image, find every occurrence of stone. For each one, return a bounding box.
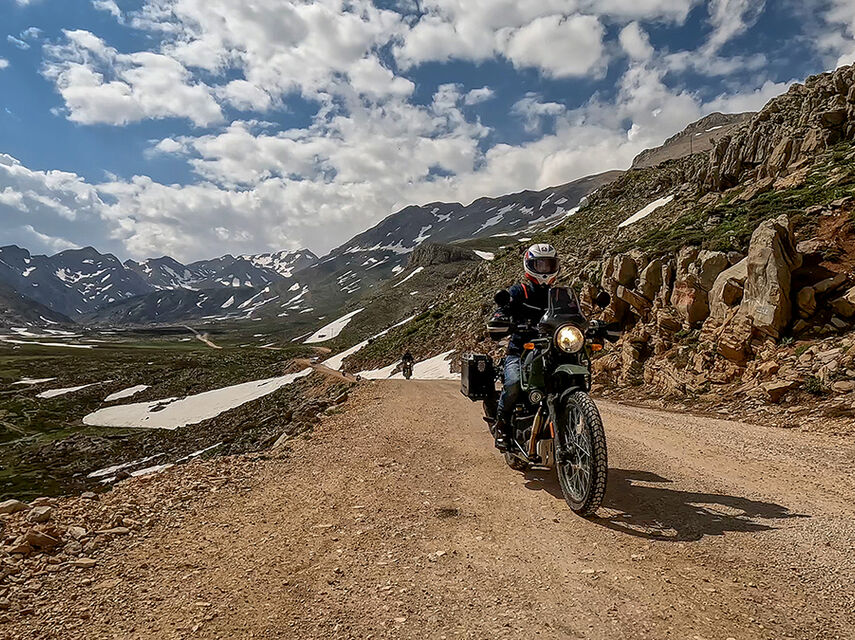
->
[80,492,97,500]
[742,215,802,338]
[831,287,855,318]
[707,258,748,322]
[638,259,663,301]
[616,285,651,315]
[26,506,52,524]
[814,273,848,295]
[819,109,847,127]
[671,276,709,325]
[70,558,97,569]
[612,255,637,287]
[675,246,699,281]
[762,380,800,403]
[797,287,817,318]
[64,541,83,556]
[694,250,730,291]
[23,529,60,550]
[832,380,855,393]
[68,526,87,541]
[94,527,131,536]
[5,541,33,555]
[736,177,775,202]
[717,315,755,364]
[758,361,780,376]
[0,499,28,515]
[831,316,849,329]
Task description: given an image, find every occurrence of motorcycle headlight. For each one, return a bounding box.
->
[555,325,584,353]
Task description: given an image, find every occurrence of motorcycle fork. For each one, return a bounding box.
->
[527,406,546,459]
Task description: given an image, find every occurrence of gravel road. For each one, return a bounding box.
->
[12,380,855,639]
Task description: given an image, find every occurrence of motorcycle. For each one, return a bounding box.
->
[461,286,619,516]
[402,360,413,380]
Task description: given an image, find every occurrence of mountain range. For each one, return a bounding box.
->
[0,112,748,329]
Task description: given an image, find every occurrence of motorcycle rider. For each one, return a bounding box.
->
[401,350,414,377]
[489,244,560,451]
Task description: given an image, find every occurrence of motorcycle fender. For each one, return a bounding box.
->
[553,364,591,391]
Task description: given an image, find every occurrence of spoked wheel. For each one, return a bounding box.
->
[554,391,608,516]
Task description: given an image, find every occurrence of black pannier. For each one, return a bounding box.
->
[461,353,495,400]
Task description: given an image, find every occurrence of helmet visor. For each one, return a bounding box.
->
[526,256,559,275]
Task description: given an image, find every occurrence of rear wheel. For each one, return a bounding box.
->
[553,391,607,516]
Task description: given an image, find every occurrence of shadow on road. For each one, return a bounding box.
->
[595,469,808,542]
[522,467,807,542]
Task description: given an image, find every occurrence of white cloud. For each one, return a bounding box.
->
[500,14,606,78]
[704,0,766,54]
[580,0,700,22]
[464,87,495,105]
[43,30,224,127]
[619,22,654,61]
[7,35,29,50]
[19,225,80,252]
[704,79,793,113]
[511,94,567,132]
[92,0,121,19]
[0,59,8,70]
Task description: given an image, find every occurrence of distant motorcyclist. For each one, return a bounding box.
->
[401,351,414,380]
[488,244,560,451]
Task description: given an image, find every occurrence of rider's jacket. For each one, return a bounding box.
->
[498,281,551,356]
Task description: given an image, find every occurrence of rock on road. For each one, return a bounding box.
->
[14,380,855,639]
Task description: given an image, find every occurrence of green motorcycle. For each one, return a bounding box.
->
[461,286,618,516]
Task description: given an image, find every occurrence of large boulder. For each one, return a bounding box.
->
[741,215,802,338]
[706,258,749,323]
[694,251,729,291]
[638,258,663,302]
[671,275,709,325]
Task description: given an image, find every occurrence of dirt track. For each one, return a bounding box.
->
[15,380,855,639]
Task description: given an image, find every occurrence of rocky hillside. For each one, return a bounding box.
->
[342,64,855,434]
[632,112,754,169]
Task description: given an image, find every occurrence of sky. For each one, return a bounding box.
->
[0,0,854,263]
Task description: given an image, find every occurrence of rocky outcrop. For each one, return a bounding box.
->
[409,243,478,267]
[702,65,855,191]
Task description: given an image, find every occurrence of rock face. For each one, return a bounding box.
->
[703,65,855,190]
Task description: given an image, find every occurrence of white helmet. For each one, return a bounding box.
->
[523,243,560,286]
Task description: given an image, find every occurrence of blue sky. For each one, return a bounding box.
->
[0,0,854,262]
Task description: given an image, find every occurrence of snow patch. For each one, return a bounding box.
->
[473,251,495,261]
[105,385,149,402]
[38,382,101,399]
[12,377,56,385]
[392,267,424,288]
[618,195,675,228]
[304,309,364,344]
[82,369,312,430]
[359,350,457,381]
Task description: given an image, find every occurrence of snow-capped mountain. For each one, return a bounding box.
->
[0,246,152,317]
[0,246,318,320]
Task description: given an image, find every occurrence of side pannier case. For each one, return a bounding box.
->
[460,353,495,400]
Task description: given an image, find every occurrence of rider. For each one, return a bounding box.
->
[402,350,414,365]
[489,244,560,451]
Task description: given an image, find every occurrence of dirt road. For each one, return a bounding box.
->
[16,381,855,639]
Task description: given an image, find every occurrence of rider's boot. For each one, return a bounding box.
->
[493,418,510,452]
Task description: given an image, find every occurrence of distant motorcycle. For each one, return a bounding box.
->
[402,360,413,380]
[462,286,619,516]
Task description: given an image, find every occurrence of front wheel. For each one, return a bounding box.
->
[553,391,608,516]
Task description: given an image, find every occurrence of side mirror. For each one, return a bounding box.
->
[494,289,511,307]
[594,291,611,309]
